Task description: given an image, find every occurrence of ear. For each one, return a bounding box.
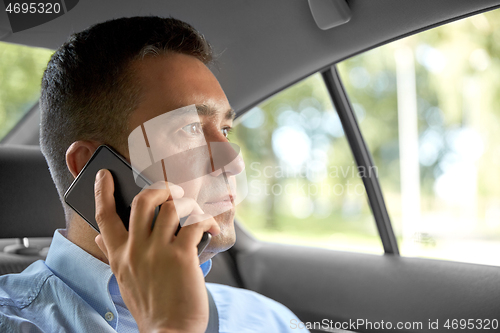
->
[66,141,102,178]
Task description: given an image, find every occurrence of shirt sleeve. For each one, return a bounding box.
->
[207,283,310,333]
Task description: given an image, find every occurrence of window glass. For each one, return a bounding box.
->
[229,73,383,254]
[0,41,53,140]
[338,9,500,265]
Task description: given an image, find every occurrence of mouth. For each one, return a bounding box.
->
[203,194,235,213]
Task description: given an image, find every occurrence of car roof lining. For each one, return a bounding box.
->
[1,0,500,120]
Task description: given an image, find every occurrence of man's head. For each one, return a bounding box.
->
[40,16,238,260]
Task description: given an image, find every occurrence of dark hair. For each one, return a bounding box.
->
[40,16,213,221]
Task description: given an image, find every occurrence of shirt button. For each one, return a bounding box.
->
[104,311,114,322]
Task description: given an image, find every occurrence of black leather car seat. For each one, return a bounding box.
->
[0,145,65,275]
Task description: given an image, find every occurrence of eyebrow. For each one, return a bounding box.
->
[196,104,235,120]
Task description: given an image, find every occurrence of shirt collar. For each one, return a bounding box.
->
[200,257,212,276]
[45,229,212,327]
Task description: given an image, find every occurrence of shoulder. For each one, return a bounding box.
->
[207,282,288,311]
[0,261,107,332]
[0,260,53,309]
[206,283,308,333]
[0,261,55,332]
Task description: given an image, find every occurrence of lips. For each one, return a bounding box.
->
[203,194,235,216]
[205,194,234,205]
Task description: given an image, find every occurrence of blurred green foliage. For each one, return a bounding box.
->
[230,74,382,253]
[0,41,53,140]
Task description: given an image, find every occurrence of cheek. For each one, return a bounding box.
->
[177,151,209,199]
[166,144,211,195]
[228,176,237,190]
[178,178,203,200]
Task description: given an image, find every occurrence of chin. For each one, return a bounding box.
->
[200,209,236,263]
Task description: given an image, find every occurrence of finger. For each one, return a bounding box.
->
[151,197,204,242]
[175,215,220,250]
[149,201,180,242]
[128,181,172,242]
[182,213,214,227]
[95,234,109,260]
[94,169,127,251]
[172,198,204,222]
[143,181,184,200]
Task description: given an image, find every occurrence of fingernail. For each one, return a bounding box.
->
[95,169,105,182]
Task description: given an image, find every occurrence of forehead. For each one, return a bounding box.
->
[128,53,232,130]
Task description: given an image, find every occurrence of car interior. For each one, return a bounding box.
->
[1,1,500,332]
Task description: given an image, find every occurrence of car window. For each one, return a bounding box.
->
[229,73,383,254]
[338,9,500,266]
[0,41,53,141]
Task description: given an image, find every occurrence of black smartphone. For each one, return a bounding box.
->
[64,145,211,256]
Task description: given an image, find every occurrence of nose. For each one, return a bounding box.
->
[208,141,245,177]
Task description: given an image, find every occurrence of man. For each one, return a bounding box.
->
[0,16,308,332]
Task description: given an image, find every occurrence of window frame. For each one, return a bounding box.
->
[322,66,400,255]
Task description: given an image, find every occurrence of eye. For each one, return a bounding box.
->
[181,122,203,136]
[222,127,232,138]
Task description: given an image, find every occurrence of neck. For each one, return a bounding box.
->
[66,218,109,264]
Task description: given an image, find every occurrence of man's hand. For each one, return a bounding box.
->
[93,169,220,333]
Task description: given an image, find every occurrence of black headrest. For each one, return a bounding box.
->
[0,145,65,238]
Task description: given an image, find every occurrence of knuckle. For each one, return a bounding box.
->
[168,247,196,265]
[162,200,175,209]
[163,201,180,217]
[159,200,173,212]
[123,248,140,268]
[169,247,183,262]
[131,194,147,210]
[94,210,109,225]
[94,186,103,198]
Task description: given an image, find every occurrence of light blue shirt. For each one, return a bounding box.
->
[0,230,308,332]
